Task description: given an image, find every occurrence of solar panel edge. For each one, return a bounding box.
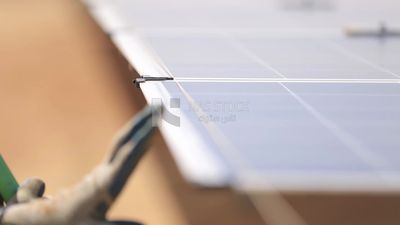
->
[140,82,234,187]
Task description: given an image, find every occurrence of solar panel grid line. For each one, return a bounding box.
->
[159,28,400,187]
[169,12,288,80]
[216,30,288,79]
[174,81,308,225]
[173,81,260,173]
[219,32,397,171]
[167,80,400,221]
[171,80,399,191]
[324,39,400,78]
[168,78,400,83]
[111,28,400,185]
[279,84,391,169]
[136,31,400,80]
[156,28,400,177]
[193,30,398,174]
[238,38,396,79]
[112,24,400,158]
[155,28,324,192]
[140,81,233,186]
[163,83,400,97]
[172,28,400,81]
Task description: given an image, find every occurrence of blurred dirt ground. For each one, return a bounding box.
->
[0,1,187,224]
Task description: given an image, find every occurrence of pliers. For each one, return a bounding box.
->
[0,104,163,225]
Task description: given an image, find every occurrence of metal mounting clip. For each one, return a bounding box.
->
[345,23,400,38]
[133,76,174,88]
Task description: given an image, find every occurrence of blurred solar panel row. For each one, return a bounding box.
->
[84,0,400,192]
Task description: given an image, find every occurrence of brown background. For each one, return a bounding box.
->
[0,1,187,224]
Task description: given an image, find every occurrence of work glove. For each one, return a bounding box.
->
[0,104,162,225]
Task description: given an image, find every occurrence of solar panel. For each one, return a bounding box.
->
[84,0,400,192]
[136,33,400,79]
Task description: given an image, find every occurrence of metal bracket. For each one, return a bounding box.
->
[133,76,174,88]
[345,23,400,38]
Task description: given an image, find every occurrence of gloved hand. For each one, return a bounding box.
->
[0,104,162,225]
[6,177,46,205]
[0,177,46,212]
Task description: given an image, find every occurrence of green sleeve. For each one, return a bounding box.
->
[0,155,19,202]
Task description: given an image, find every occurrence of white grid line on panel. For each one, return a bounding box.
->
[325,39,400,79]
[279,83,393,171]
[171,77,400,83]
